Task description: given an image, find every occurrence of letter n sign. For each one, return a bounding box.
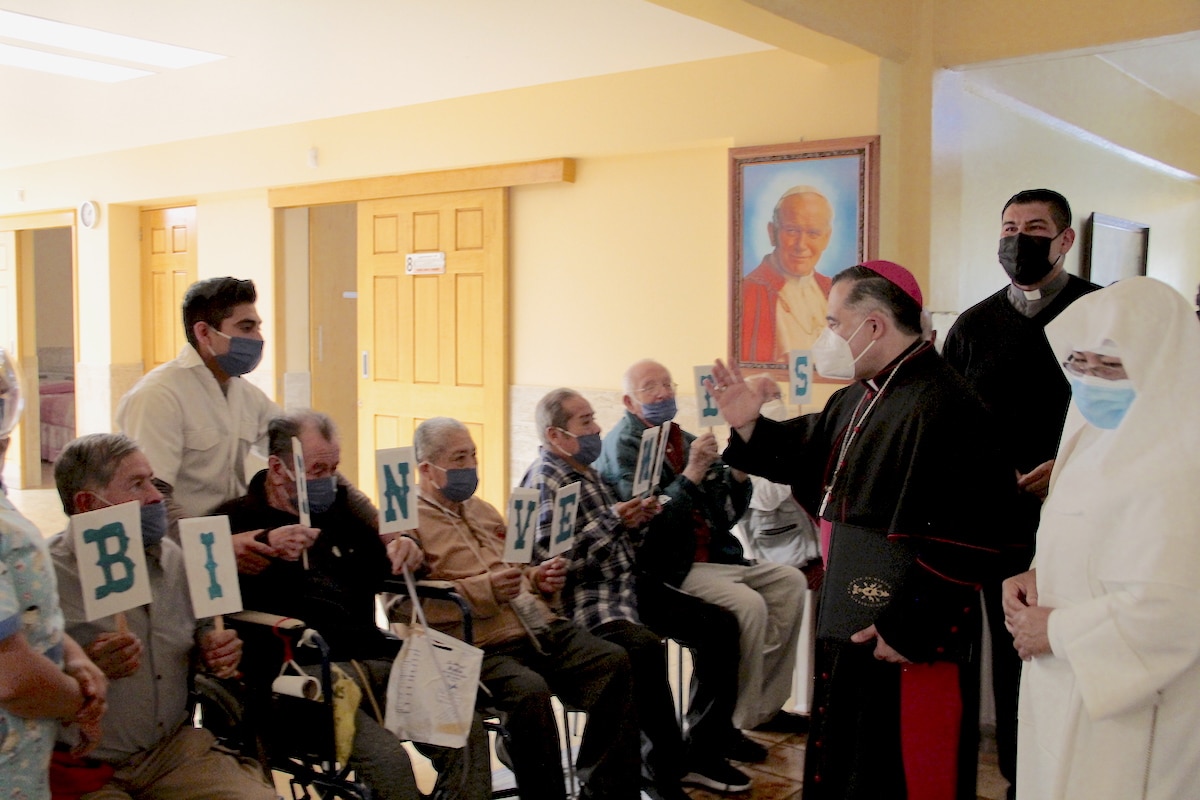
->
[70,501,151,622]
[376,447,419,534]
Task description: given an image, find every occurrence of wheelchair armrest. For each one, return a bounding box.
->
[378,577,475,645]
[228,610,308,630]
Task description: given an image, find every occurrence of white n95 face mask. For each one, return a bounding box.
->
[812,319,873,380]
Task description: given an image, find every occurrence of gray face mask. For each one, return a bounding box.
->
[208,329,264,376]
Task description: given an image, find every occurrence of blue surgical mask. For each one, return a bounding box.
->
[639,396,677,426]
[305,475,338,514]
[140,502,169,545]
[1069,374,1136,430]
[92,492,168,546]
[431,464,478,502]
[285,469,338,515]
[556,429,602,466]
[209,329,264,376]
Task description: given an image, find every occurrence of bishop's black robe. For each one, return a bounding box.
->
[724,341,1017,800]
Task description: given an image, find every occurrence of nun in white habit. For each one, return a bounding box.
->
[1002,276,1200,800]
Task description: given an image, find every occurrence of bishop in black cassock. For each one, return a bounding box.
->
[711,261,1018,800]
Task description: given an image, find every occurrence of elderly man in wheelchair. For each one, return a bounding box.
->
[215,409,492,800]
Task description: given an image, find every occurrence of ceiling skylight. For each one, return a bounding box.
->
[0,9,223,81]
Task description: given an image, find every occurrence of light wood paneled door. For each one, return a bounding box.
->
[140,206,197,372]
[0,229,38,488]
[356,189,508,509]
[309,204,359,484]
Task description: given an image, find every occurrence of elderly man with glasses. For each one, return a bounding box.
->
[596,360,809,748]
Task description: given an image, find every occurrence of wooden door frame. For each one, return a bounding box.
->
[267,157,575,489]
[0,209,77,488]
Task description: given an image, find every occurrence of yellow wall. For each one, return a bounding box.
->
[931,70,1200,313]
[0,49,882,409]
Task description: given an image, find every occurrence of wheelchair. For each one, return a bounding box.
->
[192,580,519,800]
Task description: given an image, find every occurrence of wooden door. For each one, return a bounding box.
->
[0,229,38,488]
[309,204,360,484]
[140,206,197,372]
[356,189,508,510]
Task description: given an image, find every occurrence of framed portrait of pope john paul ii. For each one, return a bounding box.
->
[730,136,879,376]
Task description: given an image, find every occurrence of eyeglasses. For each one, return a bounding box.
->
[1063,355,1126,381]
[634,381,677,397]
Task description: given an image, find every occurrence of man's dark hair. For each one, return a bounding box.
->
[1003,189,1072,234]
[182,277,257,348]
[268,410,337,462]
[832,266,923,337]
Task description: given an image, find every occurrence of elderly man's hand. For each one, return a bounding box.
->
[683,432,719,485]
[387,535,425,575]
[534,557,567,594]
[490,567,524,603]
[267,524,320,562]
[200,628,242,679]
[85,631,143,680]
[232,531,277,574]
[614,497,659,529]
[705,359,764,433]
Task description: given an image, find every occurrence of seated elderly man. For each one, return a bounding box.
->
[521,388,754,796]
[411,416,641,800]
[49,433,276,800]
[595,359,808,737]
[214,409,490,800]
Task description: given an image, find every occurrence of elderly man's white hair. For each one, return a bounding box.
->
[772,186,834,226]
[413,416,469,463]
[622,358,669,396]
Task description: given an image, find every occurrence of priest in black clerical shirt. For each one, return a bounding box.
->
[942,189,1098,800]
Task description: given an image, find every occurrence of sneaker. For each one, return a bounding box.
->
[752,710,810,734]
[682,759,752,793]
[641,782,691,800]
[724,732,768,763]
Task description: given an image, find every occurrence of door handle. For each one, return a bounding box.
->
[362,351,369,379]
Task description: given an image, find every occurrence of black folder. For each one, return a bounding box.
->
[816,522,914,641]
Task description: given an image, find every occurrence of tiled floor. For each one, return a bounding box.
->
[11,479,1011,800]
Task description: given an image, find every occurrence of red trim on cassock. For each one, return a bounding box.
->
[900,662,962,800]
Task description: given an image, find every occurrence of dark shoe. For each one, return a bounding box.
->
[752,710,809,734]
[724,732,768,763]
[682,759,752,793]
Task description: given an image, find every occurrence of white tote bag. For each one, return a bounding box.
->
[384,568,483,748]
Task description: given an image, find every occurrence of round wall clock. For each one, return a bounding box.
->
[79,200,99,229]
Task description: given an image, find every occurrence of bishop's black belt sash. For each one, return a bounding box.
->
[817,522,914,640]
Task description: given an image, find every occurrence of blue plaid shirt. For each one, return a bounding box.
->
[521,447,642,631]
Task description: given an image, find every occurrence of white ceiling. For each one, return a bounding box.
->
[0,0,771,170]
[0,1,1195,174]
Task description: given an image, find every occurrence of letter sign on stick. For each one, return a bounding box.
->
[694,365,726,428]
[503,488,540,563]
[548,481,581,558]
[632,425,660,498]
[179,516,243,619]
[70,501,151,622]
[789,350,812,405]
[377,447,419,533]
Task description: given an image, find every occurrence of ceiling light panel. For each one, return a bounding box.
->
[0,42,152,81]
[0,9,223,68]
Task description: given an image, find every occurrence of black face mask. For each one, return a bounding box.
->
[998,232,1060,286]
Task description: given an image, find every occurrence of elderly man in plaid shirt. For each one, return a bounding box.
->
[521,388,754,798]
